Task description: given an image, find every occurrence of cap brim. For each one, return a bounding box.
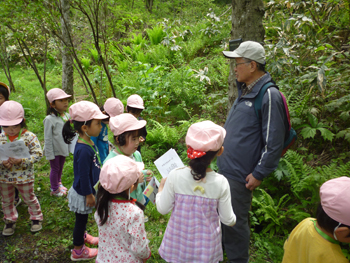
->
[0,118,23,126]
[55,94,72,101]
[136,161,145,171]
[125,120,147,132]
[93,112,109,120]
[128,104,144,110]
[222,51,241,59]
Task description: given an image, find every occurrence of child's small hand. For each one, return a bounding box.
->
[146,170,153,176]
[2,160,12,169]
[158,178,167,193]
[146,176,152,182]
[8,157,22,166]
[139,136,145,143]
[86,194,95,208]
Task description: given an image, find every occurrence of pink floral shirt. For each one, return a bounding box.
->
[94,199,151,263]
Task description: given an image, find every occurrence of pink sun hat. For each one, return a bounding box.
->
[109,113,146,136]
[186,121,226,152]
[0,101,24,126]
[100,155,144,194]
[46,88,71,103]
[104,98,124,117]
[69,101,108,122]
[320,176,350,226]
[127,94,144,109]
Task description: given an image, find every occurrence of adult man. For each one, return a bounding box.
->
[217,41,286,263]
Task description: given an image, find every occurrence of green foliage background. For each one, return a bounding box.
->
[0,0,350,262]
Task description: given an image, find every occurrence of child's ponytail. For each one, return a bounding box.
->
[62,119,93,144]
[62,120,76,144]
[189,150,219,181]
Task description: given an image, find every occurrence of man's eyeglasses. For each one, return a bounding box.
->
[234,61,251,68]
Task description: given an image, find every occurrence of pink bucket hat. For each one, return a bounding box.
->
[69,101,108,122]
[320,176,350,226]
[109,113,146,136]
[104,98,124,117]
[0,101,24,126]
[46,88,71,103]
[100,155,144,194]
[127,94,144,109]
[0,82,10,95]
[186,121,226,152]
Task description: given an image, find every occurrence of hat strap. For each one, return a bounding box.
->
[6,128,23,143]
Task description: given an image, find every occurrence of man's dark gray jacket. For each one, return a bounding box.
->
[217,73,286,184]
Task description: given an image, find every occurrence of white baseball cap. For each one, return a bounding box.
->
[223,41,266,64]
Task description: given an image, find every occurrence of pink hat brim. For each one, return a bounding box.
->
[0,118,23,126]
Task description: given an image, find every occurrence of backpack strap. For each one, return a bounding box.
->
[254,82,276,120]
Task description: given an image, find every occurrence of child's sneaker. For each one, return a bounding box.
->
[59,183,67,191]
[84,232,99,245]
[50,188,66,197]
[2,220,16,236]
[31,220,42,232]
[14,197,22,207]
[71,245,98,261]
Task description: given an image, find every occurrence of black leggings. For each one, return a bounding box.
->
[73,213,88,246]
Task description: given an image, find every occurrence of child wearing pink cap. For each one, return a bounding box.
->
[126,94,147,152]
[0,82,21,207]
[156,121,236,263]
[43,88,71,197]
[0,101,44,236]
[104,113,153,206]
[62,101,108,261]
[282,176,350,263]
[95,155,151,262]
[91,98,124,164]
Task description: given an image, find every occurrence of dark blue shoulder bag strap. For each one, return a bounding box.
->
[254,82,276,120]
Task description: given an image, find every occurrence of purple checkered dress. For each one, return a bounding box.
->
[159,193,222,263]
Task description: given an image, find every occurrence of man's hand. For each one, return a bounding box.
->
[86,194,95,208]
[158,178,167,193]
[245,173,261,191]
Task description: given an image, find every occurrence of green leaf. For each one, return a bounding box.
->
[308,113,318,128]
[317,128,334,141]
[300,127,317,139]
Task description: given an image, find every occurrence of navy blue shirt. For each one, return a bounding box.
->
[73,142,101,196]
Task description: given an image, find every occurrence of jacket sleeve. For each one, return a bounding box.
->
[43,117,55,160]
[218,177,236,226]
[253,87,285,180]
[128,208,151,260]
[156,172,175,215]
[21,134,43,167]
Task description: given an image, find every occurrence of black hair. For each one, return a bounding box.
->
[62,119,93,144]
[95,180,144,226]
[114,129,141,147]
[0,85,9,101]
[316,203,350,238]
[46,102,59,116]
[126,106,143,116]
[189,150,219,181]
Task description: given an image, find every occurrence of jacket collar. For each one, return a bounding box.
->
[237,72,275,99]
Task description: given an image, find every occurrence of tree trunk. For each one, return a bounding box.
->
[61,0,74,98]
[227,0,265,111]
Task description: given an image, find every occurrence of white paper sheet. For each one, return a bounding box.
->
[154,148,184,178]
[0,140,31,160]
